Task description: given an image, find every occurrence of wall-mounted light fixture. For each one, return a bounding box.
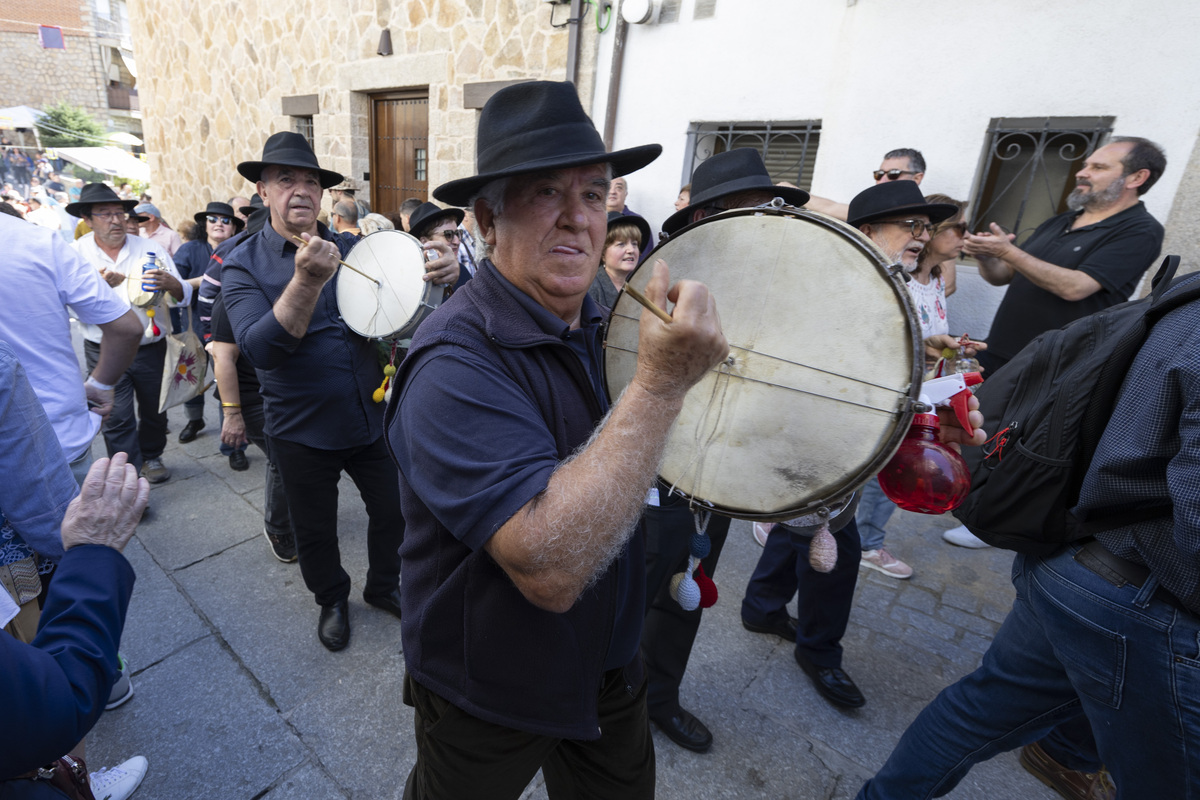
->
[622,0,660,24]
[377,28,393,56]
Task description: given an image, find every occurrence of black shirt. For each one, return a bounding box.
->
[209,295,261,408]
[986,202,1164,361]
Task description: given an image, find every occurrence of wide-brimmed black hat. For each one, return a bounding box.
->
[607,210,651,247]
[407,202,465,239]
[194,201,246,232]
[662,149,810,235]
[237,131,343,189]
[433,81,662,206]
[238,194,264,217]
[66,183,138,217]
[847,181,958,228]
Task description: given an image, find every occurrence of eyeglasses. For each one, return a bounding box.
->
[206,214,233,225]
[877,218,936,237]
[434,229,461,242]
[90,210,127,221]
[873,169,919,181]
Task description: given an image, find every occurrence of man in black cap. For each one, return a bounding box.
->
[387,80,728,798]
[221,132,460,651]
[651,148,815,749]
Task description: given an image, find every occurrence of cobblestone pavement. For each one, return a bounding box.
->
[83,398,1059,800]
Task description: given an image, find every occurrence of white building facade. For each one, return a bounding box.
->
[587,0,1200,336]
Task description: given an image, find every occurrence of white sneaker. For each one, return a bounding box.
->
[89,756,148,800]
[105,652,133,710]
[752,522,772,547]
[860,548,913,579]
[942,524,991,549]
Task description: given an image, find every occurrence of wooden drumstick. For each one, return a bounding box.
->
[289,235,381,286]
[622,283,673,323]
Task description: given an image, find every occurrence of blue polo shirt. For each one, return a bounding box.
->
[393,266,641,671]
[221,222,384,449]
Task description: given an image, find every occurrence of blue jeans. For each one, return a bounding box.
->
[855,478,895,552]
[857,545,1200,798]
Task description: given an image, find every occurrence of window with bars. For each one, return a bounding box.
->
[293,115,315,151]
[684,121,822,191]
[971,116,1114,242]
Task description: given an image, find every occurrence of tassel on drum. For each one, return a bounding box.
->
[808,520,837,573]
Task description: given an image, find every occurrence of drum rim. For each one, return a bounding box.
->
[600,204,923,521]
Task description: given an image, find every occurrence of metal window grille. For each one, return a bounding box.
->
[415,148,427,182]
[971,116,1114,242]
[684,121,822,192]
[294,116,315,151]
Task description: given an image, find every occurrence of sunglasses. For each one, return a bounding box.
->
[877,218,936,237]
[206,214,234,225]
[434,229,461,242]
[873,169,919,181]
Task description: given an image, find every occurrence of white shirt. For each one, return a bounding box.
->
[0,215,130,460]
[25,205,61,230]
[73,232,192,347]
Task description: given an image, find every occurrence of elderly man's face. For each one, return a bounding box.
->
[606,177,627,212]
[875,156,923,185]
[865,215,931,272]
[258,165,322,235]
[87,203,130,250]
[484,164,609,318]
[229,196,251,222]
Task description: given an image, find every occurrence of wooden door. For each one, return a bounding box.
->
[370,90,429,214]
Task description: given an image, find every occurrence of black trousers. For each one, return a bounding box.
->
[84,339,167,470]
[268,435,403,606]
[640,491,731,716]
[403,670,654,800]
[741,519,861,669]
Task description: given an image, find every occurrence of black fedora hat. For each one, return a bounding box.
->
[847,182,958,228]
[607,211,651,248]
[194,201,246,232]
[407,202,465,239]
[433,81,662,206]
[66,182,138,217]
[238,194,264,217]
[662,149,810,235]
[237,131,343,189]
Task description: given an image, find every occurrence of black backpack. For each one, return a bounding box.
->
[952,255,1200,553]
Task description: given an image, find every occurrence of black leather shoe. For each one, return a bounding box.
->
[318,600,350,651]
[363,588,403,621]
[650,706,713,753]
[178,419,205,443]
[795,651,865,708]
[741,613,799,642]
[229,450,250,472]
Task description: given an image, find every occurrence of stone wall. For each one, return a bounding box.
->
[0,31,108,117]
[1160,129,1200,283]
[128,0,587,226]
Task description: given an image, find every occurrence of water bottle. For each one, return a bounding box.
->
[141,251,158,293]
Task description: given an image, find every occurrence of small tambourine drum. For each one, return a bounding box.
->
[126,269,162,309]
[337,230,447,340]
[603,204,923,522]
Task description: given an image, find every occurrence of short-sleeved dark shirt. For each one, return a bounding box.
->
[221,221,383,449]
[986,202,1164,361]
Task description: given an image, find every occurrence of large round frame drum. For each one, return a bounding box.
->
[337,230,447,340]
[603,204,923,521]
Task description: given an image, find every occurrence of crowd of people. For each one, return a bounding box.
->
[2,80,1191,800]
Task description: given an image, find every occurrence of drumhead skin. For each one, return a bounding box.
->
[603,206,922,521]
[126,274,160,308]
[338,229,443,340]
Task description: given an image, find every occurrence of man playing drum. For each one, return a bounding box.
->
[221,132,459,652]
[385,80,728,798]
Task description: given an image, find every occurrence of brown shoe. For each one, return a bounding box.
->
[1019,741,1115,800]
